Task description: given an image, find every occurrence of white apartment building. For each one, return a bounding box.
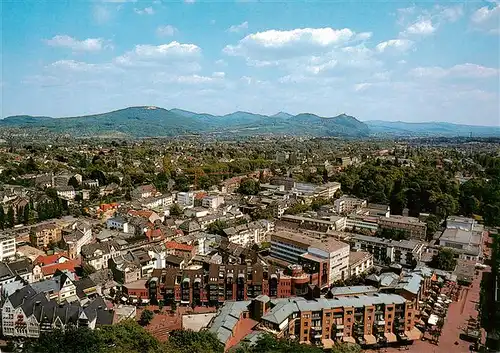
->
[202,195,225,209]
[334,196,367,214]
[55,186,76,200]
[0,234,16,262]
[308,238,350,283]
[106,216,130,233]
[270,231,350,282]
[351,234,425,266]
[177,192,194,208]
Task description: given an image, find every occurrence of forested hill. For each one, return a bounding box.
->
[2,106,498,138]
[0,107,369,138]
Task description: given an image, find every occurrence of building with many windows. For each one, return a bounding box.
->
[350,234,425,267]
[378,216,427,240]
[0,233,16,262]
[270,231,350,285]
[257,293,421,346]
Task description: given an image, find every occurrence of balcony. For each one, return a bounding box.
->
[377,320,385,326]
[335,324,345,329]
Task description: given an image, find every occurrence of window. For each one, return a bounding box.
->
[303,329,308,334]
[304,322,308,327]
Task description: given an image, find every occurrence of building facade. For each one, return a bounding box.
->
[351,234,425,267]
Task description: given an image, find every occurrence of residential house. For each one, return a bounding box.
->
[81,241,121,271]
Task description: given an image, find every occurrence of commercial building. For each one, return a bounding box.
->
[279,214,346,232]
[0,233,16,262]
[270,231,350,284]
[351,234,425,267]
[378,216,427,240]
[148,263,295,306]
[334,196,367,214]
[257,293,420,346]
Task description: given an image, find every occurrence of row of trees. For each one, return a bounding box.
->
[23,321,362,353]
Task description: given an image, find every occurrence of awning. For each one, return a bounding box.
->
[343,336,356,344]
[364,334,377,345]
[384,332,397,343]
[322,339,334,349]
[404,327,422,341]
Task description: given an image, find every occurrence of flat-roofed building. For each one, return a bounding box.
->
[259,293,420,347]
[349,251,374,277]
[0,233,16,262]
[378,216,427,240]
[334,196,367,214]
[270,231,350,284]
[351,234,425,267]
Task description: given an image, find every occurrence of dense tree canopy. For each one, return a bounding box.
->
[430,248,457,271]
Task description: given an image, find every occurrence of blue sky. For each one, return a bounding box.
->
[1,0,499,126]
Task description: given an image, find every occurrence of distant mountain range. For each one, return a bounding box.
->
[1,106,499,138]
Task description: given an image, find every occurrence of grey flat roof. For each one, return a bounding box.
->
[440,228,481,246]
[329,285,378,296]
[262,293,407,325]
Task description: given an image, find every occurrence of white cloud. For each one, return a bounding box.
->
[114,42,201,70]
[156,25,178,37]
[397,4,463,36]
[228,21,249,33]
[212,71,225,78]
[223,27,359,61]
[376,39,413,53]
[134,6,154,15]
[353,83,371,91]
[410,63,499,79]
[404,19,436,36]
[471,2,500,34]
[45,35,107,52]
[185,0,196,3]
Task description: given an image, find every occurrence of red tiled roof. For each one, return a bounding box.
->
[128,210,154,219]
[34,253,69,266]
[194,192,207,200]
[41,260,79,276]
[164,241,193,252]
[146,229,163,240]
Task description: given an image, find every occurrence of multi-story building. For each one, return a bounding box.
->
[270,231,350,284]
[177,191,195,208]
[55,186,76,200]
[202,195,225,209]
[351,234,425,267]
[279,214,346,232]
[257,293,421,346]
[334,196,367,214]
[0,233,16,262]
[349,251,374,277]
[378,216,427,240]
[148,263,315,306]
[106,215,130,233]
[29,223,62,249]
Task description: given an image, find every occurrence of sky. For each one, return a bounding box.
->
[1,0,499,126]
